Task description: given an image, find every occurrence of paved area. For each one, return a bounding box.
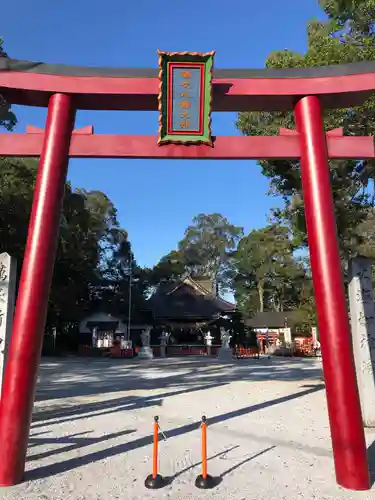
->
[0,356,374,499]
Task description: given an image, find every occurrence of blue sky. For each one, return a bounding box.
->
[1,0,324,268]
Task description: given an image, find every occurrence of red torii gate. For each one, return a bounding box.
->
[0,59,375,491]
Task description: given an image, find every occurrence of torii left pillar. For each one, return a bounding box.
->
[0,93,75,485]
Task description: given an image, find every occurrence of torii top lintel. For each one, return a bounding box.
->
[1,58,375,111]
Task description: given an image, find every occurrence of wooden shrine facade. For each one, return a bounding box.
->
[147,276,235,351]
[148,276,235,325]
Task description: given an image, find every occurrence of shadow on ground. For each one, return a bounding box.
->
[27,429,135,462]
[32,383,226,428]
[35,356,323,402]
[27,383,324,481]
[32,357,323,428]
[368,439,375,486]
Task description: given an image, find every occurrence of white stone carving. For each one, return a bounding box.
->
[220,328,231,348]
[281,327,292,344]
[218,327,232,360]
[203,330,214,356]
[204,330,214,346]
[138,326,153,359]
[311,327,318,343]
[0,253,17,395]
[159,330,169,346]
[141,327,151,346]
[121,339,132,349]
[159,330,170,357]
[348,257,375,427]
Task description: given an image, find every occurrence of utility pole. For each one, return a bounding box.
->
[127,251,132,343]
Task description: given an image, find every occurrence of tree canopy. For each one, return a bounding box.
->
[0,38,17,131]
[178,213,243,294]
[237,0,375,259]
[0,38,150,333]
[144,0,375,324]
[149,214,243,296]
[233,225,303,312]
[3,3,375,338]
[0,155,147,329]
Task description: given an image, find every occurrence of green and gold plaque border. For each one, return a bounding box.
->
[157,50,215,146]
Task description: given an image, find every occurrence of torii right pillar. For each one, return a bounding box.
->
[294,95,370,491]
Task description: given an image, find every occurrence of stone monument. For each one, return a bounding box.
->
[218,327,232,360]
[138,326,153,359]
[0,253,17,395]
[281,327,292,344]
[92,326,98,348]
[203,330,214,356]
[159,330,170,358]
[348,256,375,427]
[311,326,318,344]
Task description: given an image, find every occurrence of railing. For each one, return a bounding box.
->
[78,345,134,358]
[78,344,222,357]
[235,347,260,359]
[167,345,220,356]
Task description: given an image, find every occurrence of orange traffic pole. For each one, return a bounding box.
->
[201,416,208,479]
[195,416,215,489]
[152,416,159,479]
[145,416,165,489]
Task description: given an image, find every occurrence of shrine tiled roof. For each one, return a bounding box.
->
[245,311,297,329]
[147,277,235,320]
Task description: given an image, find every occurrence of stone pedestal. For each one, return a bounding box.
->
[218,346,233,360]
[138,346,154,359]
[0,253,17,394]
[348,257,375,427]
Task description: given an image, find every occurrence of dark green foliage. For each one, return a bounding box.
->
[0,156,148,329]
[237,1,375,261]
[150,213,243,296]
[0,38,17,131]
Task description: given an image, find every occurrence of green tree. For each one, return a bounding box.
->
[54,189,148,324]
[233,224,308,316]
[291,274,316,331]
[0,157,140,329]
[0,157,100,325]
[94,235,150,319]
[320,0,375,36]
[48,186,102,325]
[178,213,243,295]
[0,158,36,257]
[0,37,17,131]
[236,2,375,259]
[148,249,187,287]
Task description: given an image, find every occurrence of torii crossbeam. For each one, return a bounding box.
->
[1,125,374,159]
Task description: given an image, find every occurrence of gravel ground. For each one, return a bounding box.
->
[0,356,374,500]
